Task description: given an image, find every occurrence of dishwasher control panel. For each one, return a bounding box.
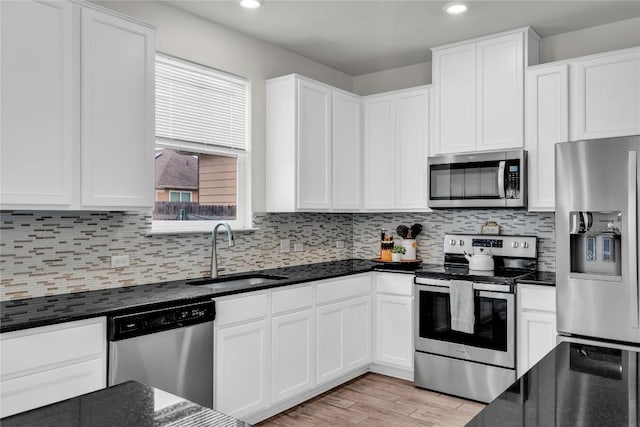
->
[108,300,215,341]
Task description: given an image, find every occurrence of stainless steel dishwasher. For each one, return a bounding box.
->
[108,300,215,408]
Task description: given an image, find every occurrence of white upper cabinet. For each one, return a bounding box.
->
[570,47,640,141]
[0,1,155,210]
[80,7,155,208]
[525,64,569,211]
[363,86,430,211]
[432,27,539,155]
[266,74,361,212]
[0,0,74,207]
[297,79,332,210]
[332,91,362,210]
[432,43,477,154]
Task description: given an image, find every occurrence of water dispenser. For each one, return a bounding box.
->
[569,211,622,277]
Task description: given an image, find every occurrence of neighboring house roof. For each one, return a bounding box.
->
[155,149,199,190]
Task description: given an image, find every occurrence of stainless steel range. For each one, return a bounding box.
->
[414,234,537,403]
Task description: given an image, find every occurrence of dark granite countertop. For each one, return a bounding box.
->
[0,380,251,427]
[1,259,393,333]
[467,341,637,426]
[515,270,556,286]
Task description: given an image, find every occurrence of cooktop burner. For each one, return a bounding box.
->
[415,233,539,285]
[416,264,535,285]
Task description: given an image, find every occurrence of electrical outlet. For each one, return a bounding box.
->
[336,240,345,249]
[294,242,304,252]
[279,239,291,253]
[111,255,130,268]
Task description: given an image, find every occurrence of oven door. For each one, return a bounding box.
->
[414,282,515,369]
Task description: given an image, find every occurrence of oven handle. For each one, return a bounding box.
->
[414,279,512,293]
[415,284,513,301]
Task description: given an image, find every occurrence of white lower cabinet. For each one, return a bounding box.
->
[373,273,414,373]
[214,274,381,423]
[215,319,270,419]
[517,284,557,377]
[0,317,107,418]
[271,309,315,404]
[316,295,371,386]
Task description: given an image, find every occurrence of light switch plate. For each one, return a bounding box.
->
[111,255,130,268]
[294,243,304,252]
[336,240,345,249]
[279,239,291,253]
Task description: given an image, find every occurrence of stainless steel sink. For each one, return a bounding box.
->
[186,274,287,290]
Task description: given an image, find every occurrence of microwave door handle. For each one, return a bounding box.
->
[498,161,506,199]
[629,150,639,328]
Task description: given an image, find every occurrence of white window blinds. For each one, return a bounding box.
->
[156,54,248,151]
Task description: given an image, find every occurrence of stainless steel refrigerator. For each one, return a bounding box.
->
[556,135,640,346]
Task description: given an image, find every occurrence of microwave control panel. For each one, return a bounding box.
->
[505,160,520,199]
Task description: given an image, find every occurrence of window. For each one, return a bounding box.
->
[152,54,250,233]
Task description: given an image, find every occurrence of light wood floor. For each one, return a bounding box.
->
[257,373,485,427]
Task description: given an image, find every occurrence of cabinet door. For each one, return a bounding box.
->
[395,88,429,210]
[343,296,371,370]
[571,48,640,140]
[316,301,344,385]
[432,43,476,154]
[517,311,556,377]
[80,7,154,208]
[375,294,413,369]
[476,32,524,150]
[363,95,395,209]
[0,358,104,418]
[525,65,569,211]
[332,91,361,210]
[271,309,315,404]
[215,320,269,419]
[297,79,331,210]
[0,0,74,207]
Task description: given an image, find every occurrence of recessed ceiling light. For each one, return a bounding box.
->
[444,2,469,15]
[239,0,264,9]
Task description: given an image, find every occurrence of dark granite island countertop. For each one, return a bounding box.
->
[467,341,638,426]
[1,259,384,333]
[0,380,251,427]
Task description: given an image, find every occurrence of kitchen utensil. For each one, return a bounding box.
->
[464,248,495,271]
[410,224,423,238]
[396,225,409,239]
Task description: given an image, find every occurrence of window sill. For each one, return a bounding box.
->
[147,224,258,235]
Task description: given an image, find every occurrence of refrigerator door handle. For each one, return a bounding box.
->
[628,150,639,328]
[498,161,506,199]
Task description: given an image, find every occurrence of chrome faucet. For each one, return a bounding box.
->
[210,222,235,279]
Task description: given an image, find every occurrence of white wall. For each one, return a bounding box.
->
[94,1,353,213]
[353,61,432,96]
[352,17,640,96]
[539,17,640,63]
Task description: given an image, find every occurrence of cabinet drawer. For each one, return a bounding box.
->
[216,293,268,327]
[1,318,105,377]
[519,285,556,312]
[0,358,104,418]
[272,286,314,315]
[375,273,413,296]
[316,275,371,305]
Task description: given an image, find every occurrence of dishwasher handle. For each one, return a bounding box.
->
[108,300,215,341]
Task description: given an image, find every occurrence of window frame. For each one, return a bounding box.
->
[150,54,252,234]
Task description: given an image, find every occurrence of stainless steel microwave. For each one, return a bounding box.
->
[427,150,527,208]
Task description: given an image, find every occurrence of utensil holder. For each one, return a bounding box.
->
[400,239,417,260]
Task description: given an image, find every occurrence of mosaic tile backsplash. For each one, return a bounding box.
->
[353,209,556,272]
[1,209,555,300]
[0,212,353,300]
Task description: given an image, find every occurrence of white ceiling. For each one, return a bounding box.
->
[165,1,640,76]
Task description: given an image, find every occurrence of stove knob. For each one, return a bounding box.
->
[512,241,519,248]
[521,242,529,249]
[459,240,465,246]
[449,239,456,246]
